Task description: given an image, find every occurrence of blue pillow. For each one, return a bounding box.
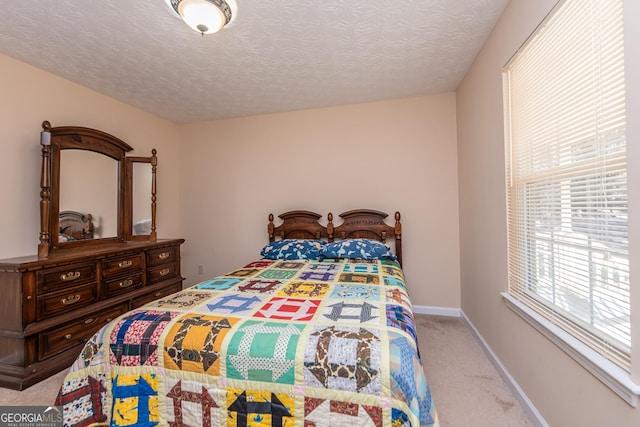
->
[260,239,325,260]
[322,238,397,261]
[59,233,76,242]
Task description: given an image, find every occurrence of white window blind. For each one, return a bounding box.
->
[503,0,629,370]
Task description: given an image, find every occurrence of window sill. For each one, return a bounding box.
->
[501,292,640,407]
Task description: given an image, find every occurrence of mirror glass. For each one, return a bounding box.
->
[132,162,153,236]
[59,149,119,239]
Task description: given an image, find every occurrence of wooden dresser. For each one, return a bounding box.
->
[0,238,184,390]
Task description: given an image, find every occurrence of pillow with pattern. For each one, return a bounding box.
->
[260,239,325,260]
[59,233,76,242]
[322,238,397,261]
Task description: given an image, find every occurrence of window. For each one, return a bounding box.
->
[503,0,629,378]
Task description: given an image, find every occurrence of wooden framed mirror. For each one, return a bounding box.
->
[124,151,157,241]
[38,121,157,257]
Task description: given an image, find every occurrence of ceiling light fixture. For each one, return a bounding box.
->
[168,0,237,35]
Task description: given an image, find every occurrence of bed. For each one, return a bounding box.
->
[55,209,438,427]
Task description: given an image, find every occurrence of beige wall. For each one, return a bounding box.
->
[0,50,460,309]
[0,52,461,309]
[457,0,640,425]
[0,53,183,259]
[179,94,461,308]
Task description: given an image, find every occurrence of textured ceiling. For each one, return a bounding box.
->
[0,0,509,123]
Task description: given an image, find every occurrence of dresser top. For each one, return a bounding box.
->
[0,238,184,271]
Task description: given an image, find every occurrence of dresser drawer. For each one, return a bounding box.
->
[148,262,178,284]
[132,282,181,308]
[38,303,128,360]
[102,253,144,278]
[104,271,144,298]
[37,282,99,320]
[147,246,179,267]
[36,262,96,294]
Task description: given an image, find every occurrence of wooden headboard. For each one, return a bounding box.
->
[267,209,402,266]
[59,210,94,240]
[329,209,402,266]
[268,210,328,241]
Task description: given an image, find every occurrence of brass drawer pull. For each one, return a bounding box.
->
[159,268,170,276]
[60,271,81,282]
[119,279,134,288]
[65,334,72,340]
[158,252,170,260]
[61,294,81,305]
[84,317,96,325]
[118,260,133,268]
[154,291,163,297]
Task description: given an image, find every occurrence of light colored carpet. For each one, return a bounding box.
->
[416,315,534,426]
[0,314,534,426]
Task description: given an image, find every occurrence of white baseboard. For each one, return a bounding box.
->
[461,310,549,427]
[412,305,461,317]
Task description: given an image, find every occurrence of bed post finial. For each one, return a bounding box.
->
[394,211,402,238]
[268,213,275,242]
[394,211,402,266]
[327,212,334,242]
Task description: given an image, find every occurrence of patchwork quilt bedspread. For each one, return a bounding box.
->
[55,258,438,426]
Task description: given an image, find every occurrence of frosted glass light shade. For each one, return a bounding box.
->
[169,0,237,35]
